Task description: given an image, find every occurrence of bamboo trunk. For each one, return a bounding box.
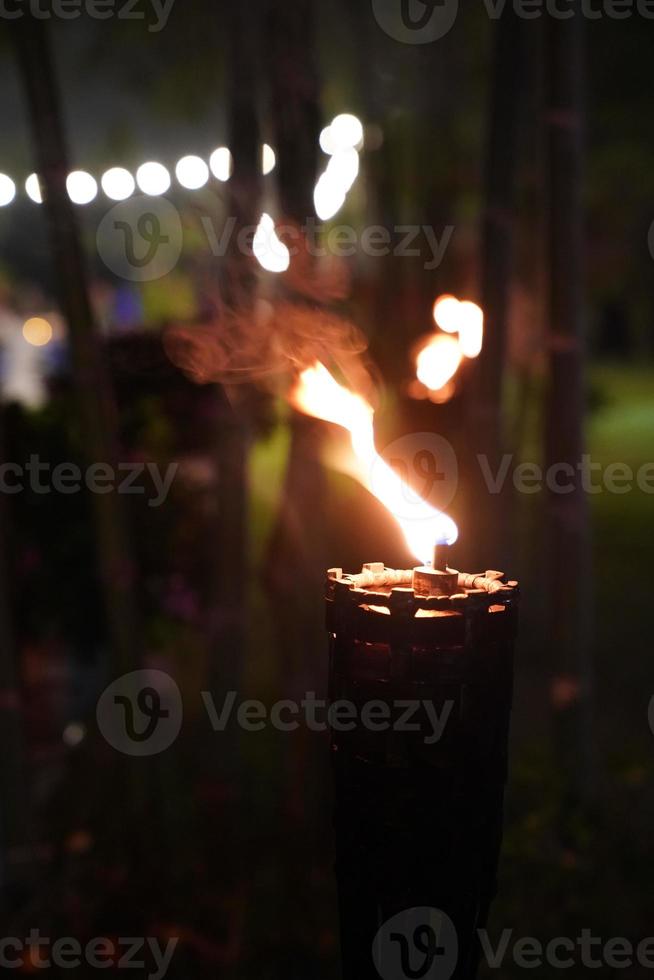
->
[13,18,148,836]
[467,5,524,570]
[263,0,325,627]
[208,1,261,694]
[14,17,137,679]
[544,4,594,800]
[0,411,28,892]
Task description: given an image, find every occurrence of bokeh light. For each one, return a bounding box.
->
[62,722,86,747]
[313,173,346,221]
[432,295,461,333]
[0,174,16,206]
[66,170,98,205]
[415,334,462,391]
[25,173,42,204]
[175,154,209,190]
[136,161,171,196]
[262,144,276,175]
[101,167,135,201]
[330,113,364,150]
[326,147,359,193]
[319,126,338,155]
[22,317,53,347]
[209,146,233,182]
[457,300,484,358]
[253,212,290,273]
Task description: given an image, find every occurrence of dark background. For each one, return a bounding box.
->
[0,1,653,976]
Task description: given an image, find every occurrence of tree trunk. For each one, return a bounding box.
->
[208,0,262,696]
[263,0,325,645]
[0,411,28,893]
[14,18,137,679]
[544,4,594,801]
[466,4,524,571]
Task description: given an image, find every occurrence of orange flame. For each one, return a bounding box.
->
[290,362,458,564]
[415,334,462,391]
[416,295,484,397]
[457,300,484,358]
[432,294,461,333]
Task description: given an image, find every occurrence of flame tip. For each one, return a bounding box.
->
[292,360,458,562]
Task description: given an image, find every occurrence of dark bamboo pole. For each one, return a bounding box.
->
[261,3,328,958]
[263,0,325,634]
[544,4,594,800]
[0,413,28,893]
[208,0,262,695]
[264,0,321,222]
[467,5,524,570]
[14,17,138,680]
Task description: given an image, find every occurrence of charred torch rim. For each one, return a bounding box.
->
[326,564,519,616]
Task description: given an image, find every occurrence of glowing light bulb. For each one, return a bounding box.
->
[253,212,290,273]
[262,144,276,175]
[101,167,135,201]
[25,173,42,204]
[136,161,171,196]
[319,126,338,155]
[66,170,98,205]
[432,295,461,333]
[415,334,462,391]
[209,147,232,182]
[329,113,364,150]
[175,155,209,190]
[457,301,484,358]
[0,174,16,206]
[22,317,53,347]
[326,147,359,193]
[313,173,346,221]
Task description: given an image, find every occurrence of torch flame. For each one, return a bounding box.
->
[290,362,458,564]
[415,334,462,391]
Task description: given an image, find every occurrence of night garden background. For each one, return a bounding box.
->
[0,0,653,976]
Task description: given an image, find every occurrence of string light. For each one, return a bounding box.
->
[262,143,276,175]
[209,146,232,182]
[320,113,364,154]
[101,167,135,201]
[253,212,290,273]
[66,170,98,205]
[136,161,171,196]
[175,154,209,190]
[314,113,363,220]
[2,121,363,207]
[0,174,16,206]
[329,113,364,150]
[25,173,42,204]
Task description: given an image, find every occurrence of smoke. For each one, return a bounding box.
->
[163,300,368,385]
[162,219,374,397]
